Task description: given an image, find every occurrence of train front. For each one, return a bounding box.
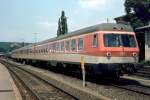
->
[96,30,139,78]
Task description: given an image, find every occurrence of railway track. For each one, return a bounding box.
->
[110,79,150,96]
[133,67,150,78]
[1,59,150,99]
[50,65,150,96]
[3,62,77,100]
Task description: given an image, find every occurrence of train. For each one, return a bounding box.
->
[11,23,140,79]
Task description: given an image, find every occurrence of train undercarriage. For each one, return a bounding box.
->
[13,58,142,80]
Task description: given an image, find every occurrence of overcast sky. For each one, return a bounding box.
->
[0,0,125,43]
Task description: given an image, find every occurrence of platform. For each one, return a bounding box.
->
[0,63,22,100]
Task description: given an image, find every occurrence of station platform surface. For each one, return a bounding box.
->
[0,63,22,100]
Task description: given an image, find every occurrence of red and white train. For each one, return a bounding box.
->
[11,23,140,78]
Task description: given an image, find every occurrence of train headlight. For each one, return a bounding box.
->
[132,52,137,57]
[106,52,111,57]
[132,52,138,62]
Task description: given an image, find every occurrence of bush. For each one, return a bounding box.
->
[140,60,150,66]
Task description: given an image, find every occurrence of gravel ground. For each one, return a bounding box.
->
[7,60,150,100]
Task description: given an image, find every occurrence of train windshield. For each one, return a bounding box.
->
[104,34,136,47]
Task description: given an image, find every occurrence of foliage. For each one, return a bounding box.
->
[57,11,68,36]
[124,0,150,29]
[140,60,150,65]
[0,42,31,53]
[0,48,6,53]
[130,16,144,29]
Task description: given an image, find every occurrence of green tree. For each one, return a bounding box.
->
[0,48,6,53]
[10,43,21,51]
[57,10,68,36]
[124,0,150,29]
[57,18,61,36]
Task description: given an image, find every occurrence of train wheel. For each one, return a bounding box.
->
[126,66,135,73]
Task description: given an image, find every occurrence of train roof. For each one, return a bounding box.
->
[38,23,133,45]
[13,44,33,51]
[13,23,133,51]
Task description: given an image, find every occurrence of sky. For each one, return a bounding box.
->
[0,0,125,43]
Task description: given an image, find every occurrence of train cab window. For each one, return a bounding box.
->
[104,34,121,47]
[71,39,76,51]
[78,38,83,50]
[104,34,136,47]
[65,40,70,51]
[92,34,98,47]
[60,41,64,51]
[121,34,136,47]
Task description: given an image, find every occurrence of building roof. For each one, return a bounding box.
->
[114,15,127,20]
[135,25,150,31]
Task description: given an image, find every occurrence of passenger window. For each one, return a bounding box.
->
[78,38,83,50]
[65,40,70,51]
[53,43,56,51]
[48,44,51,51]
[60,41,64,51]
[71,39,76,51]
[92,34,98,47]
[56,42,60,51]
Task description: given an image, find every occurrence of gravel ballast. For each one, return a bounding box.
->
[5,60,150,100]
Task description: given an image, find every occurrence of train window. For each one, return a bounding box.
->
[56,42,60,51]
[52,43,54,51]
[52,43,56,51]
[121,34,136,47]
[65,40,70,51]
[49,44,51,51]
[45,49,47,53]
[104,34,121,47]
[78,38,83,50]
[104,34,136,47]
[71,39,76,51]
[45,45,48,53]
[60,41,64,51]
[92,34,98,47]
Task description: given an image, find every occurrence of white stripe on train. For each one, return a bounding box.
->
[12,53,138,64]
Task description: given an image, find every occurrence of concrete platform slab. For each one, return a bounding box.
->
[0,63,22,100]
[0,92,16,100]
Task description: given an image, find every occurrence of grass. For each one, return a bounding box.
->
[140,60,150,66]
